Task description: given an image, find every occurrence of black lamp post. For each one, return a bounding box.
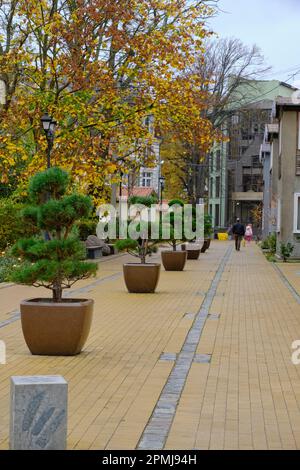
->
[41,113,57,169]
[159,176,165,206]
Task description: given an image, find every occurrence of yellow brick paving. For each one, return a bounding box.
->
[166,244,300,450]
[0,242,300,449]
[0,244,223,450]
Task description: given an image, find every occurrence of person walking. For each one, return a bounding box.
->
[232,218,245,251]
[244,223,253,244]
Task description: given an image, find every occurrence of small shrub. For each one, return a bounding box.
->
[128,195,158,207]
[261,233,277,253]
[280,242,294,262]
[168,199,184,207]
[76,219,97,241]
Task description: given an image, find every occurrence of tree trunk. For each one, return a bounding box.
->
[53,283,63,302]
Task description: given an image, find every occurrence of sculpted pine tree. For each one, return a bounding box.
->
[11,167,97,302]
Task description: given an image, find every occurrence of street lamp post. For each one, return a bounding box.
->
[159,176,165,206]
[41,113,57,169]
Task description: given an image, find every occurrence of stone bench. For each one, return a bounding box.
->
[86,245,103,259]
[85,235,111,259]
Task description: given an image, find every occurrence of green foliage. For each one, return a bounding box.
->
[168,199,184,207]
[0,199,38,251]
[115,220,163,263]
[204,214,213,238]
[261,233,277,254]
[28,167,70,203]
[128,195,158,207]
[0,254,20,283]
[76,219,97,241]
[11,168,97,301]
[280,242,294,262]
[115,239,139,252]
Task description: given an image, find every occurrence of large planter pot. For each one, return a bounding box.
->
[123,263,160,293]
[181,244,201,260]
[201,239,210,253]
[161,250,187,271]
[20,298,94,356]
[187,249,200,260]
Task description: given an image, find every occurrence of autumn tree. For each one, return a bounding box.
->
[162,37,269,203]
[0,0,219,204]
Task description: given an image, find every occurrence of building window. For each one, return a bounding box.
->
[216,176,220,198]
[277,199,281,233]
[210,178,214,198]
[215,204,220,227]
[296,152,300,176]
[210,154,214,172]
[294,193,300,233]
[216,150,221,171]
[141,172,152,187]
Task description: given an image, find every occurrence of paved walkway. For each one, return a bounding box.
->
[0,242,300,449]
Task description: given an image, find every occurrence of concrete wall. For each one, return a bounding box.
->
[262,152,271,238]
[277,110,300,258]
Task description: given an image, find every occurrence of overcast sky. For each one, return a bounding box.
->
[209,0,300,87]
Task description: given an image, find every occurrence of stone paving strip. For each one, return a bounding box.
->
[137,246,233,450]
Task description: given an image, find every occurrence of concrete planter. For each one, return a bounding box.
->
[181,244,201,260]
[161,250,187,271]
[201,239,210,253]
[20,298,94,356]
[123,263,160,293]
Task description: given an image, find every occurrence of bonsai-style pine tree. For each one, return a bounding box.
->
[115,221,160,264]
[11,167,97,302]
[165,199,198,250]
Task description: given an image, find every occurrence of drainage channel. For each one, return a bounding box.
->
[137,245,233,450]
[0,272,121,329]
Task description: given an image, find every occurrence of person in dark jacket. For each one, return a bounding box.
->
[232,218,245,251]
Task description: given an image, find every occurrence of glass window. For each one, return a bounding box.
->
[215,204,220,227]
[216,150,221,171]
[294,193,300,233]
[141,172,152,187]
[216,177,220,198]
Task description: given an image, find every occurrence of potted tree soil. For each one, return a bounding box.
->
[161,199,187,271]
[201,214,213,253]
[11,167,97,356]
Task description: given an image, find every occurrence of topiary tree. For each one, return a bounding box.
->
[115,221,161,264]
[166,199,185,251]
[10,167,97,302]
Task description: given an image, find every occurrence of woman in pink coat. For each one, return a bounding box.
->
[245,224,253,244]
